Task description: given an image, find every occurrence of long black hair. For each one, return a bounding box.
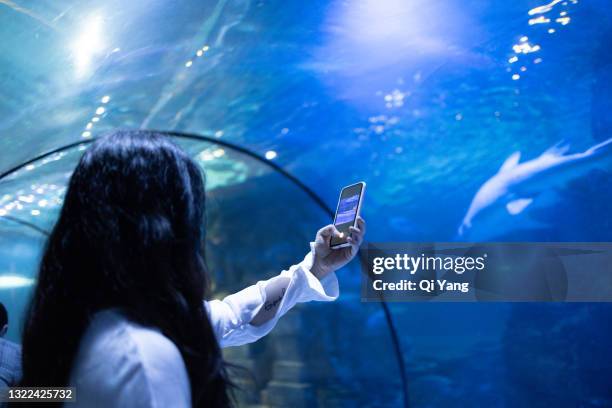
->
[18,130,233,406]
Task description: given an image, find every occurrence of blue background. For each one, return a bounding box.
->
[0,0,611,406]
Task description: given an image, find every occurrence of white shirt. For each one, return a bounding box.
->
[68,249,339,407]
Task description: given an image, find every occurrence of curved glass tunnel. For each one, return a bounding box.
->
[1,0,612,406]
[0,136,403,407]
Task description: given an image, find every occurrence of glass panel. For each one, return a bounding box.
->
[0,135,402,407]
[0,217,46,343]
[1,1,611,406]
[0,144,88,231]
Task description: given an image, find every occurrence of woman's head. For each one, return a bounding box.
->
[20,130,232,406]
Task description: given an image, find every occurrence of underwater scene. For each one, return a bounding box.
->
[0,0,611,406]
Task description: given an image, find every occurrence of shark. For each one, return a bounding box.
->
[458,137,612,237]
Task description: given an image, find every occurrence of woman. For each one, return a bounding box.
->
[18,130,366,407]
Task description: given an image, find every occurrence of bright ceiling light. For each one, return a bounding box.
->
[0,275,35,289]
[71,14,106,77]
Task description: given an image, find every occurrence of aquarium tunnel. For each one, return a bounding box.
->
[1,0,612,406]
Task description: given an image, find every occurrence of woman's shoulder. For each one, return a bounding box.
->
[75,309,185,372]
[70,309,191,407]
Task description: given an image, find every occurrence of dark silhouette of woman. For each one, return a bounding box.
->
[17,130,365,407]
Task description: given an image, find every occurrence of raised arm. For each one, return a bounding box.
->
[206,217,366,348]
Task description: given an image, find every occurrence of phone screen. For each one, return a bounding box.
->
[331,183,364,247]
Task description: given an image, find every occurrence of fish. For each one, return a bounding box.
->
[458,137,612,237]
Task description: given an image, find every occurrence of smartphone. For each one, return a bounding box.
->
[330,182,366,248]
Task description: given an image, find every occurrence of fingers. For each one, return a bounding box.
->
[318,225,333,237]
[347,229,362,246]
[317,219,366,249]
[348,226,361,237]
[356,216,366,235]
[317,224,341,246]
[348,217,366,246]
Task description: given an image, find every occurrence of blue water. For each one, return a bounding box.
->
[0,0,611,406]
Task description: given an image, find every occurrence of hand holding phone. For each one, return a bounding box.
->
[309,182,367,279]
[311,216,366,279]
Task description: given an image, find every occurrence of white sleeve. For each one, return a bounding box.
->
[205,244,339,348]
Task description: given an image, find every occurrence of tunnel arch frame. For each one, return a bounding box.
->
[0,129,410,407]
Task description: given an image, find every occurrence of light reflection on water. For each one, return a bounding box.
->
[0,0,611,406]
